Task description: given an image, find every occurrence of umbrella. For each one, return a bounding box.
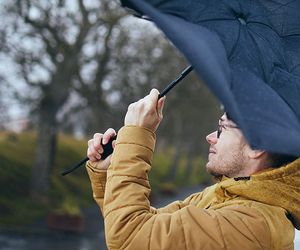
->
[120,0,300,156]
[61,66,194,175]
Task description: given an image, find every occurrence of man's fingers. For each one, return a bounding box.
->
[124,88,164,132]
[147,88,159,104]
[88,139,93,147]
[93,133,103,152]
[157,96,166,118]
[88,139,101,155]
[112,140,116,149]
[102,128,117,144]
[102,154,113,166]
[86,128,117,170]
[87,147,100,162]
[150,88,159,97]
[141,88,159,112]
[148,88,165,118]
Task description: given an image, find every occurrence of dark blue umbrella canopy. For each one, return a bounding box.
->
[120,0,300,156]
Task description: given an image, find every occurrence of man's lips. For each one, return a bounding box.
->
[209,148,216,154]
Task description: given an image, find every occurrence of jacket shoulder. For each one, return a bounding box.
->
[250,201,295,249]
[216,201,295,250]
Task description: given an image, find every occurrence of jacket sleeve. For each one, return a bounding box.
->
[86,156,203,215]
[86,162,107,215]
[149,191,204,214]
[103,126,271,250]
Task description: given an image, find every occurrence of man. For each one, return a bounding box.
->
[86,89,300,249]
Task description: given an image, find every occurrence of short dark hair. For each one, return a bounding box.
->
[225,112,299,168]
[268,153,298,168]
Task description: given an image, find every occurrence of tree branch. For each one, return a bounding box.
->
[73,0,92,52]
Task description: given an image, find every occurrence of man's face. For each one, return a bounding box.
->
[206,113,248,178]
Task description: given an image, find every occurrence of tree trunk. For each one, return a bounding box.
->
[30,109,57,199]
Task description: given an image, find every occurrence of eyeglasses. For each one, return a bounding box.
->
[217,121,238,138]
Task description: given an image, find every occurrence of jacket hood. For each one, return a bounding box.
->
[216,158,300,229]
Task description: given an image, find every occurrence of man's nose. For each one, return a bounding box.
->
[206,131,218,145]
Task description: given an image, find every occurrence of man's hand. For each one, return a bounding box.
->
[87,128,116,170]
[124,89,166,132]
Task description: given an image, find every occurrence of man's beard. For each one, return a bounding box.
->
[206,150,247,178]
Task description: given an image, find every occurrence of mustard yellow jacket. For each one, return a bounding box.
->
[86,126,300,250]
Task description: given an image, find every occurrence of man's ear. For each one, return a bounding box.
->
[248,149,266,159]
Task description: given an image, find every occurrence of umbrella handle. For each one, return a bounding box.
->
[99,135,117,159]
[61,135,116,176]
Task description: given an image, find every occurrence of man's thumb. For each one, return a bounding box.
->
[157,96,166,117]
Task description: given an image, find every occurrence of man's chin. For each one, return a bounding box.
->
[205,161,214,174]
[206,162,223,178]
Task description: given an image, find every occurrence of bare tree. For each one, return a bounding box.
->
[67,14,184,135]
[70,1,127,133]
[0,0,179,197]
[0,0,128,197]
[0,0,220,198]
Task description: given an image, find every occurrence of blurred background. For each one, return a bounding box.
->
[0,1,298,249]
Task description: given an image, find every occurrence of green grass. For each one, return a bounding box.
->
[0,131,91,226]
[0,131,211,227]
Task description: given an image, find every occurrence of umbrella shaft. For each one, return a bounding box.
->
[62,65,193,176]
[159,65,193,98]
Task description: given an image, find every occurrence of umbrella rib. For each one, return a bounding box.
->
[228,20,242,61]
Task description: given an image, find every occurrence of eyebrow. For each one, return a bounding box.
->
[219,117,236,126]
